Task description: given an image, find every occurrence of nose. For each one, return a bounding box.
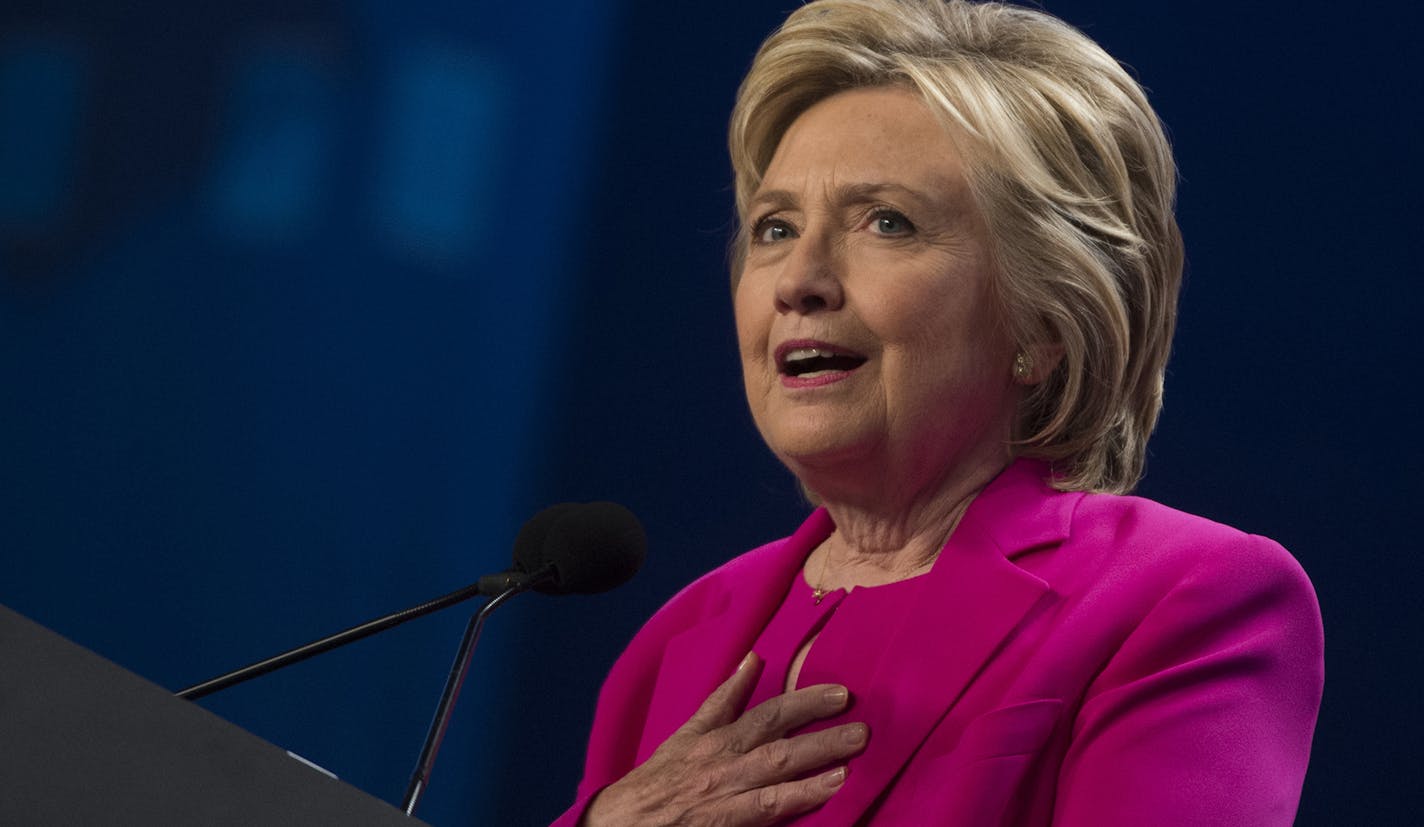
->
[773,233,844,315]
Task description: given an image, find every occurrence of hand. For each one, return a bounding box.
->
[582,652,868,826]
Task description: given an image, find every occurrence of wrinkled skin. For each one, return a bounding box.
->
[582,653,868,826]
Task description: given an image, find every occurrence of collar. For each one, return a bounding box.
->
[636,458,1074,803]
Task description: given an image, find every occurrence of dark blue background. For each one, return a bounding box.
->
[2,1,1418,824]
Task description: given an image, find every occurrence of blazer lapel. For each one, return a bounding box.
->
[632,459,1076,819]
[814,461,1068,824]
[637,511,836,760]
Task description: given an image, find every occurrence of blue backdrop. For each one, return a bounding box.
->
[2,1,1419,824]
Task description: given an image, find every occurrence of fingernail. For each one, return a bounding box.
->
[824,686,848,706]
[736,652,756,673]
[843,724,867,745]
[824,766,847,788]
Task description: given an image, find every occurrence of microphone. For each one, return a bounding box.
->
[399,501,646,815]
[477,501,645,595]
[531,500,647,594]
[473,502,580,594]
[175,501,643,701]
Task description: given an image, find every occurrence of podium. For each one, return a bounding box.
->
[0,604,429,825]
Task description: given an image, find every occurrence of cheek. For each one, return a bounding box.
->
[873,290,960,357]
[878,287,1007,380]
[733,283,769,361]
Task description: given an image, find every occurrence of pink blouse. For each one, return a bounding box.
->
[748,571,923,708]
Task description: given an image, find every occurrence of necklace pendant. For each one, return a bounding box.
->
[812,588,826,604]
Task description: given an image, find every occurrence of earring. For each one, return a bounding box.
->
[1013,352,1033,380]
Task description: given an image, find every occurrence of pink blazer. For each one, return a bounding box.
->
[553,461,1323,825]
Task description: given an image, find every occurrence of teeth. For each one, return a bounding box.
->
[785,347,828,363]
[780,345,867,378]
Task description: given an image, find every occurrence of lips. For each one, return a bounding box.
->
[775,340,868,381]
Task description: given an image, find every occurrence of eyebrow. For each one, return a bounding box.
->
[745,181,945,216]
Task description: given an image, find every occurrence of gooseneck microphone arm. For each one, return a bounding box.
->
[176,578,507,701]
[172,500,646,815]
[400,572,543,815]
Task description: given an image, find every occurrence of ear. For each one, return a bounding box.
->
[1014,341,1064,386]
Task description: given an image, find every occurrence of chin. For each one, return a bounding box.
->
[764,426,878,473]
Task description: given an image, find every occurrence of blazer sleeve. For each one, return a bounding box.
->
[546,620,676,826]
[1051,534,1324,826]
[547,637,666,827]
[549,578,724,827]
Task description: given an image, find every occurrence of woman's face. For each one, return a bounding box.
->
[735,85,1020,493]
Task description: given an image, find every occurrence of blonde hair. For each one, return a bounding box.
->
[729,0,1183,493]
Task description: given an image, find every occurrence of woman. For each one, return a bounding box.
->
[556,1,1323,824]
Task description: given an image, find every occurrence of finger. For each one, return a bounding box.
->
[740,722,868,786]
[724,682,851,751]
[724,765,849,826]
[677,651,764,735]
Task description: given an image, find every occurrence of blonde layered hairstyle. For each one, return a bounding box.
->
[729,0,1183,493]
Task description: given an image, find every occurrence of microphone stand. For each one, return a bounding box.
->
[401,580,533,816]
[175,577,521,701]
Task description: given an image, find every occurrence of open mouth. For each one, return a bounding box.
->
[777,345,868,379]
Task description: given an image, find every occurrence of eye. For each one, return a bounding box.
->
[869,209,915,236]
[752,217,797,244]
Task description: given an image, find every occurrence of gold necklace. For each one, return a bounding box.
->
[811,540,943,603]
[811,546,832,604]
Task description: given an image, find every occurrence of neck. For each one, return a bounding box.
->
[804,451,1012,591]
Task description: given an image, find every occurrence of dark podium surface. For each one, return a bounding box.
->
[0,604,428,826]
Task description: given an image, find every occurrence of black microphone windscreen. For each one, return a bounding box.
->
[512,502,581,573]
[538,501,646,595]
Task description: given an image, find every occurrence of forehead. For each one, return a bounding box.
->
[758,85,971,197]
